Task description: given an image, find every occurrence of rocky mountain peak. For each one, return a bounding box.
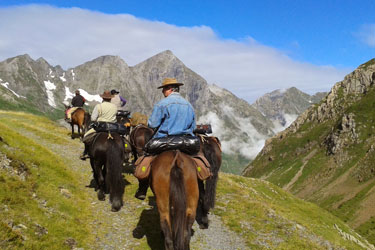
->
[252,87,326,130]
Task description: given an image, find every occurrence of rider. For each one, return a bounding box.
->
[80,90,117,160]
[110,89,127,111]
[134,77,196,200]
[66,90,86,122]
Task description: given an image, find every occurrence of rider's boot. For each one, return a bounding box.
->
[80,143,89,160]
[135,179,149,200]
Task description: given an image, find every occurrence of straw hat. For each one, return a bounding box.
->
[157,78,184,89]
[100,90,114,99]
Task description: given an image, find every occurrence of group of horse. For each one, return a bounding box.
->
[65,106,222,250]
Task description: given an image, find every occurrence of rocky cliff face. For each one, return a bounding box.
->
[243,58,375,244]
[252,87,326,132]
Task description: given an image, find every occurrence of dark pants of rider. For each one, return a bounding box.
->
[135,179,149,199]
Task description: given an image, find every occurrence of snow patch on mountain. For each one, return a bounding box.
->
[64,87,102,103]
[44,80,56,107]
[60,72,66,82]
[0,79,26,98]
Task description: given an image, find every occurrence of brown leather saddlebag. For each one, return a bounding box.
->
[192,154,212,181]
[134,155,154,180]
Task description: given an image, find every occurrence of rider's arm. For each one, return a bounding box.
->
[148,104,163,129]
[91,105,99,121]
[120,96,127,107]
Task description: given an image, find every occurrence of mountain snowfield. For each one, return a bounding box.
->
[0,52,324,172]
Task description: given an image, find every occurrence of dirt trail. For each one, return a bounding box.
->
[22,122,247,250]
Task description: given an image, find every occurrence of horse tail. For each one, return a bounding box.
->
[204,140,221,209]
[83,112,91,134]
[106,136,124,212]
[169,151,187,249]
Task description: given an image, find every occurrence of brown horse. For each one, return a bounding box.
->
[129,125,154,162]
[89,132,125,212]
[64,105,90,139]
[151,150,199,250]
[195,136,222,229]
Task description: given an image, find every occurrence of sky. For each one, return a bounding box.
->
[0,0,374,102]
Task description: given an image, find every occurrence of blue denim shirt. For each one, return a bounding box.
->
[148,92,196,138]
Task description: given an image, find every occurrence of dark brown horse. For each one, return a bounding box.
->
[129,125,154,162]
[195,136,222,229]
[64,105,90,139]
[89,132,125,212]
[151,150,199,250]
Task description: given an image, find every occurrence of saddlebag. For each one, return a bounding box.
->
[134,155,155,180]
[192,154,212,181]
[145,135,200,155]
[90,122,128,135]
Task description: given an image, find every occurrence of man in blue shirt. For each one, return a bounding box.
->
[148,78,196,138]
[135,78,197,200]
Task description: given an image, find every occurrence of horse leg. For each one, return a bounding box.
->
[196,180,209,229]
[159,204,173,249]
[71,123,74,139]
[153,172,173,249]
[94,159,105,201]
[89,158,99,190]
[185,170,199,248]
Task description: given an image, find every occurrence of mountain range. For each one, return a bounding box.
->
[243,58,375,244]
[0,51,324,173]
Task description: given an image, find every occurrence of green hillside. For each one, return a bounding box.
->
[244,59,375,244]
[0,110,372,249]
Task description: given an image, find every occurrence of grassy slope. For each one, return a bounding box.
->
[0,110,372,249]
[245,85,375,244]
[0,111,93,249]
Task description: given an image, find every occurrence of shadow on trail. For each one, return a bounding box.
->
[132,196,164,250]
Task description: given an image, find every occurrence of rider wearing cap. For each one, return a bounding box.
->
[80,90,117,160]
[135,78,196,200]
[110,89,127,111]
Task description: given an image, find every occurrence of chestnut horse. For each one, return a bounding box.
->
[64,105,89,139]
[196,136,222,229]
[89,132,125,212]
[151,150,199,250]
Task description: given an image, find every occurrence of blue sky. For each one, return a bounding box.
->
[0,1,374,101]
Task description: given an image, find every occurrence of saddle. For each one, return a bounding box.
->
[134,152,212,181]
[90,121,128,135]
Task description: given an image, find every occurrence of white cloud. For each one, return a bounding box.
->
[0,5,349,102]
[198,105,269,159]
[357,24,375,48]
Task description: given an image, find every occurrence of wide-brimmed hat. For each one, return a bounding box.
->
[100,90,114,99]
[157,78,184,89]
[111,89,119,95]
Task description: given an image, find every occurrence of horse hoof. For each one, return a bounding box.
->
[97,190,105,201]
